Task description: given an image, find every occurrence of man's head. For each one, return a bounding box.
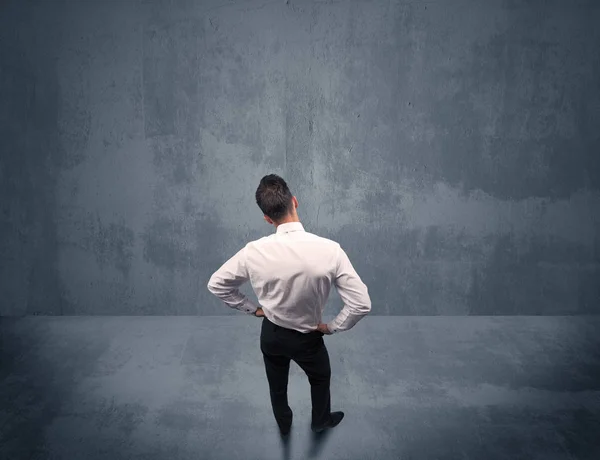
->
[255,174,300,227]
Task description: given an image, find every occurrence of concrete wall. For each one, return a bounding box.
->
[1,0,599,316]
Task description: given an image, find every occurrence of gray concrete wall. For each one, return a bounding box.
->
[1,0,599,316]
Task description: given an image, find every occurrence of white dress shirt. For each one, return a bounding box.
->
[207,222,371,334]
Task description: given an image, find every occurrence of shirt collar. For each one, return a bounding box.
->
[276,222,305,234]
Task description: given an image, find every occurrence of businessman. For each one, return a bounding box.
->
[207,174,371,436]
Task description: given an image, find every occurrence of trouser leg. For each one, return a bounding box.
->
[262,352,293,428]
[292,337,331,428]
[260,320,293,430]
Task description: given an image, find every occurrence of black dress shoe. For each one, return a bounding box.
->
[311,411,344,433]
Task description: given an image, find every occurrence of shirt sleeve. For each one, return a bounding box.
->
[207,245,261,315]
[326,245,371,334]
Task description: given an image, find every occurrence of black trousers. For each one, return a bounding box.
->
[260,315,332,430]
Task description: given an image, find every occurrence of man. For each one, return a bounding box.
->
[207,174,371,437]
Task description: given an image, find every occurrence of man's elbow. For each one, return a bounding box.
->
[207,279,217,293]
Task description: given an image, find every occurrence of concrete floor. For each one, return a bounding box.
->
[1,316,599,460]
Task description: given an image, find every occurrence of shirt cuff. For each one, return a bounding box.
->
[238,299,259,315]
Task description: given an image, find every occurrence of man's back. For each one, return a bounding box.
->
[245,222,371,334]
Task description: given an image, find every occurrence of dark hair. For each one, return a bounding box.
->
[255,174,294,222]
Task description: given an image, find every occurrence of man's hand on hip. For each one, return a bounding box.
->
[254,307,265,317]
[316,323,332,335]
